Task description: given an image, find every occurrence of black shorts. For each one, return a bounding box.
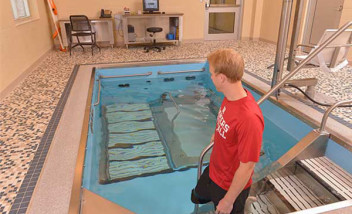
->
[191,166,250,214]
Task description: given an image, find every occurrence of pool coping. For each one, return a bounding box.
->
[25,59,351,214]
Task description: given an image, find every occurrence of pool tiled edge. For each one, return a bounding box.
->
[9,65,80,214]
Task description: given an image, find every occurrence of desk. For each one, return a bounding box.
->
[59,18,114,48]
[122,13,183,48]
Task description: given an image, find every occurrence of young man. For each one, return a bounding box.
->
[191,49,264,214]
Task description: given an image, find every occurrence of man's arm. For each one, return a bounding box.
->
[215,161,255,214]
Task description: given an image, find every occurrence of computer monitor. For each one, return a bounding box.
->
[143,0,159,13]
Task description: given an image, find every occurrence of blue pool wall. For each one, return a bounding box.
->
[325,140,352,174]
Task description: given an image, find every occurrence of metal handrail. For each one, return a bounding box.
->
[100,72,152,79]
[93,72,153,106]
[168,92,180,125]
[89,108,94,133]
[157,68,205,75]
[195,21,352,212]
[93,79,101,106]
[319,99,352,133]
[257,21,352,105]
[197,142,214,180]
[194,141,214,212]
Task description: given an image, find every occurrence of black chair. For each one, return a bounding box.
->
[144,27,165,52]
[69,15,100,56]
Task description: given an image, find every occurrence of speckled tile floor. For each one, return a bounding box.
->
[0,40,351,214]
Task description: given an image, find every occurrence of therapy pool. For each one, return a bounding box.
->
[81,61,351,214]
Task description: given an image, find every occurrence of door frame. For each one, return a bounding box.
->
[204,1,243,40]
[302,0,344,45]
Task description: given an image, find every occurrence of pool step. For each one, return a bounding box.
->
[108,156,171,182]
[108,130,160,148]
[250,195,279,214]
[105,103,150,113]
[101,103,172,183]
[297,156,352,200]
[268,171,325,211]
[108,141,165,161]
[254,156,352,212]
[106,109,152,123]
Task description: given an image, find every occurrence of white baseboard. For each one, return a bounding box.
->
[0,48,53,100]
[182,39,204,43]
[258,37,276,45]
[241,37,260,41]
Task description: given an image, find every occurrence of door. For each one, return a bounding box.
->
[303,0,344,45]
[204,0,242,40]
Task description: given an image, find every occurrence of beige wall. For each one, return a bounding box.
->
[55,0,260,41]
[258,0,297,43]
[259,0,351,61]
[241,0,263,40]
[259,0,282,43]
[0,0,53,93]
[56,0,205,41]
[340,0,352,60]
[340,0,352,26]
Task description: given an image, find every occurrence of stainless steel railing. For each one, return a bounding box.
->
[99,72,153,79]
[93,72,153,106]
[89,108,94,133]
[167,92,180,125]
[157,68,205,75]
[197,142,214,181]
[93,79,101,106]
[194,141,214,212]
[257,21,352,105]
[319,99,352,133]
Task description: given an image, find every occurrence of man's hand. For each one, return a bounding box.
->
[211,134,215,143]
[215,162,256,214]
[216,198,233,214]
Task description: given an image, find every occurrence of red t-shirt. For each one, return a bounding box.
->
[209,90,264,191]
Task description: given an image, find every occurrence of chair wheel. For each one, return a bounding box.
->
[145,49,149,53]
[163,47,166,50]
[144,47,147,50]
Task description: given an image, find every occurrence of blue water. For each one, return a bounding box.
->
[83,62,318,213]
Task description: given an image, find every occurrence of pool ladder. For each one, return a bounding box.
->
[194,20,352,213]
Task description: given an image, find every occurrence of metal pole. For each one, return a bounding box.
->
[194,142,214,213]
[257,21,352,105]
[271,0,293,95]
[287,0,304,71]
[319,100,352,133]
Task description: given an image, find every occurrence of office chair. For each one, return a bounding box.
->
[144,27,165,52]
[69,15,100,56]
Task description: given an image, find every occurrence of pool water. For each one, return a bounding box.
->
[83,62,313,214]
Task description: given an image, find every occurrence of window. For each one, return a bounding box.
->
[10,0,31,20]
